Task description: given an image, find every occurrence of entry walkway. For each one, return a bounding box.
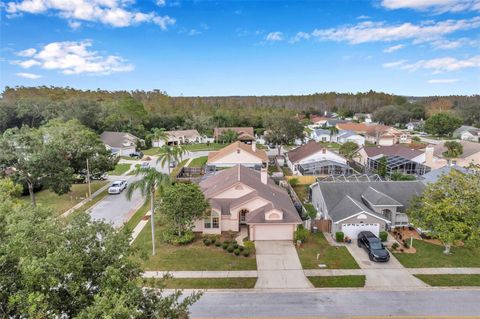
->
[254,241,312,289]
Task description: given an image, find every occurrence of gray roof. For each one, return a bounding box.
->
[433,140,480,159]
[363,145,423,160]
[421,165,471,184]
[453,125,480,136]
[337,130,358,138]
[312,181,424,222]
[100,131,139,149]
[313,128,330,136]
[361,186,402,206]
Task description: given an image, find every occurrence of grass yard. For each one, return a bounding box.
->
[132,221,257,271]
[319,142,340,149]
[144,277,257,289]
[308,275,365,288]
[124,199,150,230]
[19,181,108,216]
[109,163,131,175]
[171,159,188,177]
[143,143,224,155]
[297,232,359,269]
[188,156,208,168]
[394,239,480,268]
[414,274,480,287]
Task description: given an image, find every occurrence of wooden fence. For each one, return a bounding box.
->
[313,219,332,232]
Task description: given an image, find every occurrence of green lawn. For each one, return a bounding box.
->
[143,143,224,155]
[124,199,150,230]
[318,142,340,149]
[188,156,208,168]
[109,163,131,175]
[19,181,108,216]
[414,274,480,287]
[144,277,257,289]
[297,233,359,269]
[132,221,257,271]
[308,275,365,288]
[393,239,480,268]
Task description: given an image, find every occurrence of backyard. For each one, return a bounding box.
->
[297,232,359,269]
[393,239,480,268]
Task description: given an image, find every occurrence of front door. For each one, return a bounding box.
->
[240,210,248,225]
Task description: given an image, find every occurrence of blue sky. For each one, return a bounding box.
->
[1,0,479,96]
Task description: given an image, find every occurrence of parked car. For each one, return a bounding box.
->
[357,231,390,262]
[91,172,108,180]
[108,180,127,194]
[73,173,87,184]
[129,151,143,159]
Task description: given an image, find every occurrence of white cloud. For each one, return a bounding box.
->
[357,15,371,19]
[309,17,480,44]
[383,44,405,53]
[16,72,41,79]
[13,40,134,75]
[68,21,82,29]
[266,31,283,41]
[290,32,311,43]
[16,48,36,57]
[381,0,480,13]
[187,29,201,36]
[427,78,460,83]
[384,56,480,73]
[5,0,175,29]
[382,60,408,68]
[431,37,479,49]
[156,0,166,7]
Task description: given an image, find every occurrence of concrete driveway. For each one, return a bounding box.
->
[255,241,312,289]
[347,240,426,288]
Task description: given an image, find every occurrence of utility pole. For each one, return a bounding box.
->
[86,158,92,200]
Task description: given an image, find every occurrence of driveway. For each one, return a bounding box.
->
[347,240,426,288]
[255,241,312,289]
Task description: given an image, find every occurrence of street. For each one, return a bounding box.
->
[189,289,480,318]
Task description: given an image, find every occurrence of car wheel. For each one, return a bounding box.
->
[368,254,374,261]
[357,241,361,248]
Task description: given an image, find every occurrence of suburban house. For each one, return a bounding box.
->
[310,180,425,238]
[152,129,206,147]
[286,141,352,176]
[310,116,329,126]
[421,165,471,184]
[453,126,480,142]
[310,128,332,142]
[100,131,143,156]
[194,165,302,240]
[206,141,268,171]
[336,130,365,146]
[357,145,429,176]
[336,122,370,135]
[364,126,411,146]
[214,127,255,144]
[353,113,372,123]
[425,140,480,169]
[406,120,424,131]
[323,119,348,127]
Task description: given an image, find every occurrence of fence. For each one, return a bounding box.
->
[175,166,204,183]
[313,219,332,232]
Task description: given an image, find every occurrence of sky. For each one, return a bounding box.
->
[1,0,480,96]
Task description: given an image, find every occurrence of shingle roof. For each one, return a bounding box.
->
[287,141,326,163]
[421,165,471,185]
[166,129,201,139]
[328,195,388,223]
[207,141,268,163]
[213,127,255,140]
[361,187,402,206]
[336,123,370,133]
[362,145,423,160]
[433,140,480,159]
[100,131,139,148]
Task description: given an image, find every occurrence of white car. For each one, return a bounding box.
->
[108,180,127,194]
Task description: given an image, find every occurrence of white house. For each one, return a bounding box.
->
[152,129,206,147]
[310,128,332,142]
[452,126,480,142]
[336,130,365,146]
[206,141,268,170]
[100,131,142,156]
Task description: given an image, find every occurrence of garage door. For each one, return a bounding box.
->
[341,223,379,239]
[253,225,293,241]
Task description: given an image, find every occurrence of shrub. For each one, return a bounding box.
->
[227,245,235,253]
[231,240,238,245]
[238,246,244,251]
[391,242,399,250]
[335,232,344,243]
[288,177,299,187]
[224,240,230,245]
[404,242,410,249]
[295,225,309,243]
[234,249,240,256]
[379,231,388,242]
[222,242,229,249]
[233,243,239,249]
[243,240,255,251]
[210,237,217,245]
[203,238,211,246]
[162,229,195,245]
[242,249,250,257]
[215,241,221,247]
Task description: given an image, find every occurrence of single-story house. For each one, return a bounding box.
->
[452,126,480,142]
[336,130,365,146]
[363,125,411,146]
[336,123,370,134]
[425,140,480,169]
[206,141,268,171]
[406,120,424,131]
[310,180,424,238]
[310,128,332,142]
[152,129,206,147]
[286,141,352,176]
[100,131,143,156]
[353,113,372,123]
[214,127,255,144]
[195,165,302,240]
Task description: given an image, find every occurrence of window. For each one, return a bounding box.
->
[205,211,220,229]
[204,217,212,229]
[212,216,219,228]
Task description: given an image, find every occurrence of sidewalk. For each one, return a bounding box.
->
[143,270,258,278]
[129,209,151,245]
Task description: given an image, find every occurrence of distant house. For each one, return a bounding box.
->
[421,165,471,185]
[336,123,370,135]
[100,131,143,156]
[194,165,302,240]
[310,128,332,142]
[206,141,268,171]
[152,129,205,147]
[310,116,329,126]
[364,126,411,146]
[286,141,352,176]
[336,130,365,146]
[310,180,424,238]
[353,113,372,123]
[323,119,348,127]
[213,127,255,144]
[406,120,424,131]
[425,140,480,169]
[452,126,480,142]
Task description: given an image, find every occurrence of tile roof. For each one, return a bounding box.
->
[207,141,268,163]
[433,140,480,159]
[165,129,201,139]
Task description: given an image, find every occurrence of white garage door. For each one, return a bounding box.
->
[253,225,293,241]
[341,223,379,239]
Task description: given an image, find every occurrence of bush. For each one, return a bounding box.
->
[210,237,217,245]
[223,240,230,245]
[288,177,299,187]
[227,245,235,253]
[215,241,222,247]
[294,225,309,243]
[242,249,250,257]
[222,242,229,249]
[162,229,195,245]
[233,243,239,249]
[335,232,345,243]
[379,231,388,242]
[238,246,244,251]
[391,242,399,250]
[243,240,255,251]
[231,240,238,245]
[203,238,211,246]
[234,249,240,256]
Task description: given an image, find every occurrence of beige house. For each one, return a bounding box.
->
[152,129,205,147]
[363,125,411,146]
[213,127,255,144]
[425,140,480,169]
[194,165,302,240]
[207,141,268,170]
[100,131,142,156]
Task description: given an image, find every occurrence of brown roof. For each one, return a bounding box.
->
[433,140,480,159]
[207,141,268,163]
[213,127,255,140]
[364,124,392,137]
[363,145,423,160]
[287,141,327,163]
[166,129,201,139]
[200,165,301,224]
[310,116,328,124]
[336,123,370,133]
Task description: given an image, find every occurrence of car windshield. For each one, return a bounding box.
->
[370,241,383,250]
[112,182,121,186]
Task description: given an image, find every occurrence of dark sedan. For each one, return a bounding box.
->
[357,231,390,262]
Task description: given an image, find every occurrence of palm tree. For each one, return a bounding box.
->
[156,145,186,175]
[149,128,168,147]
[219,130,238,144]
[328,126,339,142]
[126,167,171,256]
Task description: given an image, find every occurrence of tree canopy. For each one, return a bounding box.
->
[423,113,462,136]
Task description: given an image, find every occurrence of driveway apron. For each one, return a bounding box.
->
[255,241,312,289]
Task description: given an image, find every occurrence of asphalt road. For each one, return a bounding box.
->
[89,151,209,228]
[189,289,480,318]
